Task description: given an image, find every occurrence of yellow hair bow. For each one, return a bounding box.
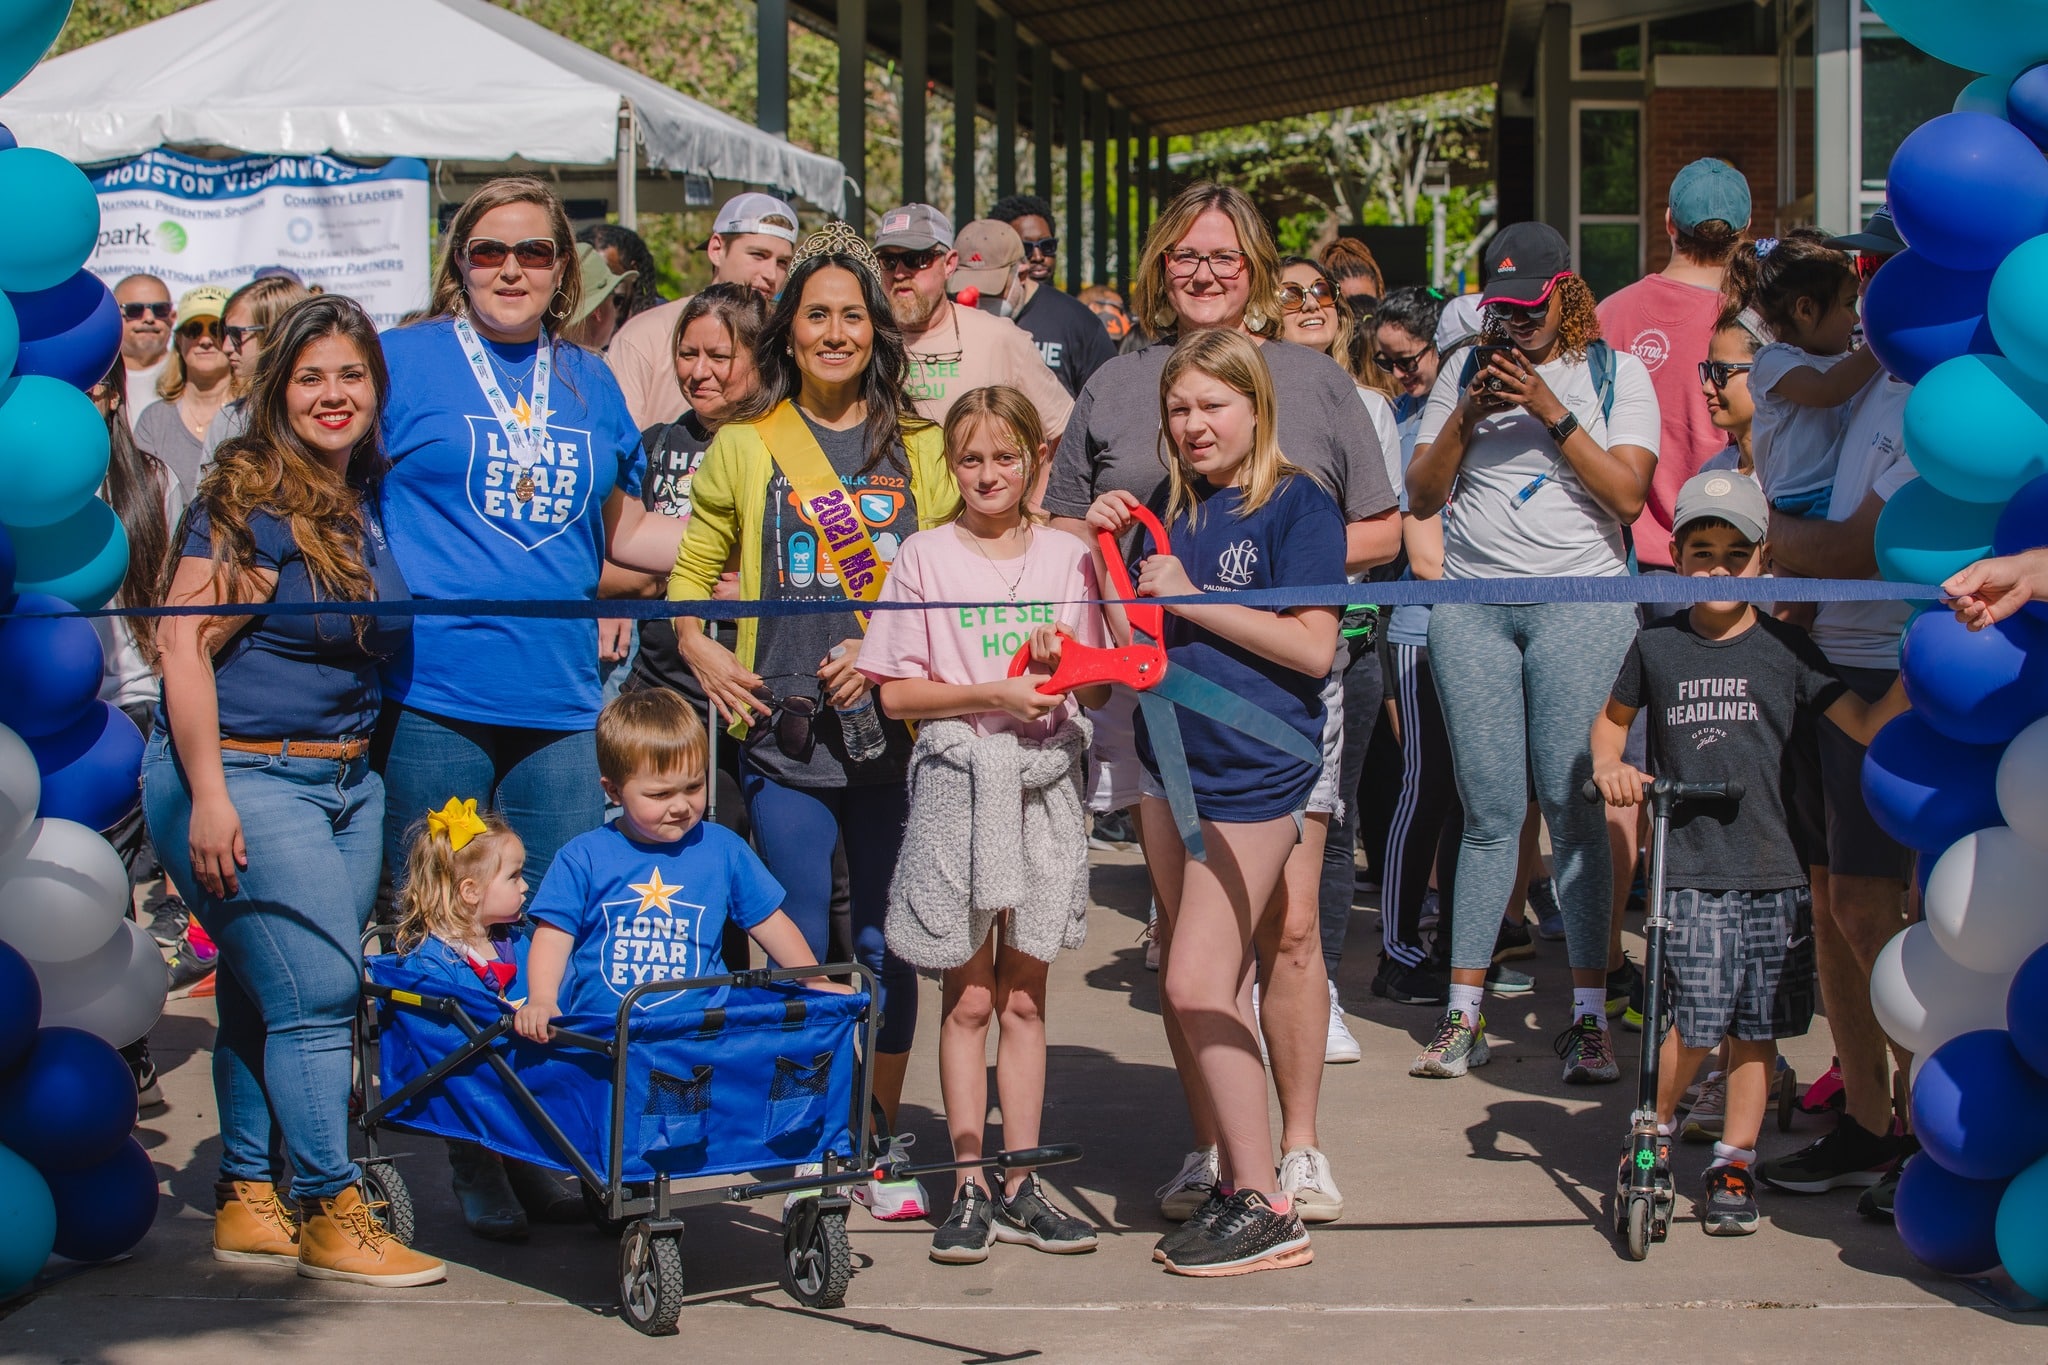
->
[427,797,490,852]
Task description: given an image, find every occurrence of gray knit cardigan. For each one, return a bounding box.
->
[884,714,1093,970]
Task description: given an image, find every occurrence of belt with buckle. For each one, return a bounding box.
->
[219,736,371,761]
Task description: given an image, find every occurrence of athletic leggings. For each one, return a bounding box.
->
[741,767,918,1053]
[1426,602,1637,974]
[1380,641,1462,969]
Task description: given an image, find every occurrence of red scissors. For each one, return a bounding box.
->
[1005,505,1320,860]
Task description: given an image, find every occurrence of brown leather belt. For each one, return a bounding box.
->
[219,736,370,761]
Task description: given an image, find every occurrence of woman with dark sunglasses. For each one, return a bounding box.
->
[204,275,314,460]
[134,284,234,495]
[1698,308,1766,477]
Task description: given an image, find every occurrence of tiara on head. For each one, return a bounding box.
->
[792,221,880,279]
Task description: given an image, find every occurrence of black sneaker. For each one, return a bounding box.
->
[1700,1163,1761,1236]
[1756,1116,1900,1194]
[167,939,219,997]
[1607,957,1644,1030]
[993,1175,1097,1254]
[1089,808,1136,850]
[147,899,192,949]
[1493,919,1535,963]
[930,1181,997,1264]
[127,1040,166,1115]
[1858,1142,1920,1220]
[1152,1185,1227,1263]
[1371,955,1448,1006]
[1554,1014,1621,1084]
[1485,962,1535,996]
[1160,1190,1313,1277]
[1529,877,1565,940]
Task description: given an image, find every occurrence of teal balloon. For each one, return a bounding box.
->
[0,375,109,528]
[0,150,97,295]
[1991,235,2048,383]
[1903,355,2048,502]
[1997,1150,2048,1297]
[0,1,69,100]
[0,1143,54,1297]
[0,292,17,383]
[1874,477,2005,584]
[1959,74,2012,114]
[8,498,126,609]
[1867,0,2048,78]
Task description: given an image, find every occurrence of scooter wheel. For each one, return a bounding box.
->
[1776,1062,1799,1133]
[1624,1196,1651,1261]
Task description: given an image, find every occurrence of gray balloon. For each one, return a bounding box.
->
[37,920,168,1049]
[0,817,126,964]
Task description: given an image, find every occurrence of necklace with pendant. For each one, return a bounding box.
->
[963,522,1028,603]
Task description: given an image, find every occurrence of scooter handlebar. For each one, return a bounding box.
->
[1580,778,1745,804]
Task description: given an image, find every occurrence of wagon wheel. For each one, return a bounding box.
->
[618,1219,686,1336]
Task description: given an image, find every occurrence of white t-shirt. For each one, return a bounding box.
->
[95,465,189,709]
[1416,347,1661,580]
[1810,375,1915,669]
[1357,386,1403,498]
[124,358,168,432]
[1750,342,1850,506]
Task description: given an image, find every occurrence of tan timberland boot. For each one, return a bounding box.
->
[213,1179,300,1266]
[296,1185,446,1286]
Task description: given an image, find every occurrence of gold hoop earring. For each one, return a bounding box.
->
[551,287,571,317]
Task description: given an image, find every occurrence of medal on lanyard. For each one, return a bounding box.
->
[453,316,552,504]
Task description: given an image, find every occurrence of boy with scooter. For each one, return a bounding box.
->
[1591,472,1906,1238]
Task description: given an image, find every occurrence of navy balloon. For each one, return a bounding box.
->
[0,524,14,611]
[42,1137,157,1262]
[0,1027,139,1173]
[1862,252,2000,385]
[1895,1155,2009,1275]
[1899,606,2048,744]
[2008,942,2048,1080]
[0,124,14,152]
[1861,711,2007,853]
[1888,113,2048,270]
[0,591,103,738]
[2011,61,2048,150]
[1913,1029,2048,1180]
[0,939,39,1075]
[27,703,143,833]
[8,271,121,391]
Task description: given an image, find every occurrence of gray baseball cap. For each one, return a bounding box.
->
[875,202,955,251]
[1672,470,1768,545]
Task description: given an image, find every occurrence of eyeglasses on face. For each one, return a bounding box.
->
[1165,248,1248,281]
[178,319,223,341]
[1019,237,1057,258]
[223,324,266,351]
[462,237,562,270]
[1278,279,1336,313]
[1697,359,1755,389]
[875,246,945,275]
[120,301,172,321]
[1374,343,1434,375]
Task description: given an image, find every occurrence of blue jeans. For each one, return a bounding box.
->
[141,732,383,1199]
[741,766,917,1053]
[381,705,604,892]
[1427,601,1638,974]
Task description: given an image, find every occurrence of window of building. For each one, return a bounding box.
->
[1648,4,1776,58]
[1575,103,1642,297]
[1580,23,1643,74]
[1860,34,1973,187]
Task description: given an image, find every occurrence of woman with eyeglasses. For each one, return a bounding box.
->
[134,284,235,495]
[665,227,958,1219]
[376,176,645,1238]
[1044,182,1399,1230]
[1403,222,1660,1087]
[204,275,315,459]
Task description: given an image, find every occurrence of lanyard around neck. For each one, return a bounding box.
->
[453,316,552,501]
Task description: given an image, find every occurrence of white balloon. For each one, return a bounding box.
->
[36,919,166,1048]
[1870,921,2014,1057]
[0,725,35,855]
[0,818,126,964]
[1925,827,2048,973]
[1999,715,2048,848]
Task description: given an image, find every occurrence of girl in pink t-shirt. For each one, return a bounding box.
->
[859,385,1107,1265]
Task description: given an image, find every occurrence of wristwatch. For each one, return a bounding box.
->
[1545,411,1580,445]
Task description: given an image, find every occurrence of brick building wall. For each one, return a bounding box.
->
[1643,84,1780,271]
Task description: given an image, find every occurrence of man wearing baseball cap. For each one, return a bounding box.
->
[1598,157,1755,575]
[606,191,800,427]
[986,196,1116,395]
[873,202,1072,441]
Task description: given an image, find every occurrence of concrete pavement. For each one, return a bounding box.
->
[2,845,2041,1362]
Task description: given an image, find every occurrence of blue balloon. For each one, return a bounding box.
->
[0,940,38,1076]
[1913,1029,2048,1180]
[9,498,127,611]
[1862,710,2007,852]
[1867,0,2048,79]
[0,592,102,739]
[1873,477,2005,585]
[1889,113,2048,270]
[0,1,68,101]
[1896,1154,2010,1274]
[0,150,99,295]
[1899,599,2048,743]
[1999,1150,2048,1297]
[1960,74,2013,115]
[1865,252,2000,386]
[0,374,111,528]
[1997,472,2048,555]
[1902,355,2048,503]
[0,292,17,383]
[7,272,120,392]
[0,125,13,152]
[0,1144,54,1297]
[2012,942,2048,1081]
[0,524,13,611]
[42,1136,156,1263]
[2014,62,2048,148]
[0,1027,138,1174]
[27,703,143,834]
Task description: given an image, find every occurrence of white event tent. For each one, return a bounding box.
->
[0,0,847,220]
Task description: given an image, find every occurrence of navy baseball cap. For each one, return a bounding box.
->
[1480,222,1572,308]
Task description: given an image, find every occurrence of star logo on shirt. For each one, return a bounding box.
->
[510,392,538,431]
[628,869,683,912]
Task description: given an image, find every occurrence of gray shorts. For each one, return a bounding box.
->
[1661,886,1817,1048]
[1815,665,1914,880]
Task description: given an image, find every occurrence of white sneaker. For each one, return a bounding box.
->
[851,1135,928,1221]
[1155,1146,1219,1222]
[1324,981,1361,1064]
[782,1161,825,1218]
[1278,1145,1344,1223]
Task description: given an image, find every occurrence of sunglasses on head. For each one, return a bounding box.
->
[875,246,945,274]
[1020,236,1057,258]
[178,318,222,340]
[1697,359,1755,389]
[462,237,562,270]
[1278,279,1336,312]
[1374,342,1434,375]
[120,301,172,321]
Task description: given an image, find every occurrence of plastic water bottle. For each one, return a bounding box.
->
[829,646,889,762]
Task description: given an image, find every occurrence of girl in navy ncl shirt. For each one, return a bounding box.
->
[1084,330,1344,1278]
